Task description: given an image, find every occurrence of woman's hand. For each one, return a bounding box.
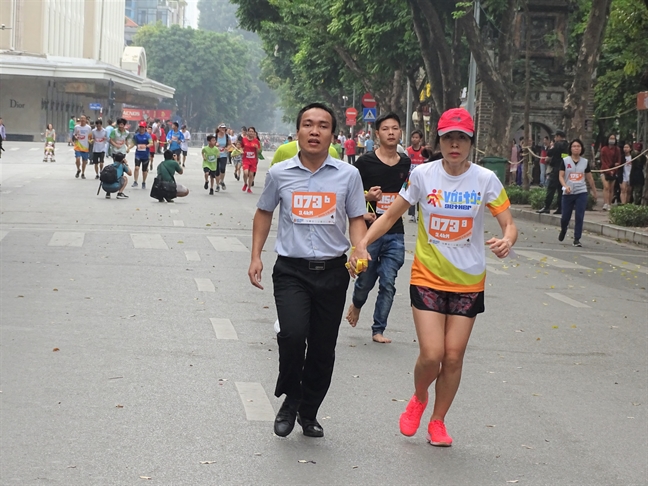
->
[564,185,572,194]
[347,245,371,278]
[486,237,512,259]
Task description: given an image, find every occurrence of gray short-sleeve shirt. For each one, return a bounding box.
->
[257,154,366,259]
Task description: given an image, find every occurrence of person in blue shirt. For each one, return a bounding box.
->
[128,121,153,189]
[101,152,132,199]
[166,121,184,158]
[365,136,375,153]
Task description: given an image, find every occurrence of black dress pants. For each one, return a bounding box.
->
[544,174,563,211]
[272,256,350,419]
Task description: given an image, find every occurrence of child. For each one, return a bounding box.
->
[231,140,243,181]
[202,135,220,195]
[43,141,55,162]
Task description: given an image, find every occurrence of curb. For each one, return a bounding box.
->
[510,207,648,247]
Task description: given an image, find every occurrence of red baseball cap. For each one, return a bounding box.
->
[437,108,474,137]
[139,121,147,128]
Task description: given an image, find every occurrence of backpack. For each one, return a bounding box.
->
[100,164,119,184]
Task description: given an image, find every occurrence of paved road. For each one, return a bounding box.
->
[1,143,647,485]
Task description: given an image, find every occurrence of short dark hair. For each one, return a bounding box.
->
[95,119,102,125]
[375,112,401,130]
[555,130,566,138]
[296,103,337,135]
[112,152,125,162]
[206,135,214,142]
[569,138,585,156]
[164,149,174,160]
[117,118,126,125]
[411,129,424,140]
[172,121,179,128]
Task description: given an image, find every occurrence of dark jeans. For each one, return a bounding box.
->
[543,175,562,211]
[352,234,405,335]
[561,192,588,240]
[347,154,356,164]
[272,256,350,419]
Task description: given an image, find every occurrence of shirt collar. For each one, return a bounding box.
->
[284,152,341,173]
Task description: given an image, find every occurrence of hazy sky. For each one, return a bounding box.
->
[185,0,199,28]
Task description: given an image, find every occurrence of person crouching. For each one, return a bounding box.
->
[100,152,132,199]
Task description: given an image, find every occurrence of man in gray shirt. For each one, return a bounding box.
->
[248,103,367,439]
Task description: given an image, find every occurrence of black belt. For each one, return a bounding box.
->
[278,255,347,271]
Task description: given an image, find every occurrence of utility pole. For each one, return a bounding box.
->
[466,1,480,118]
[405,82,412,147]
[523,1,532,190]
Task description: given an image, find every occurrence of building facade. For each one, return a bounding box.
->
[0,0,175,141]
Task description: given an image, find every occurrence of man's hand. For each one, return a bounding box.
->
[248,257,264,290]
[365,186,382,202]
[363,213,377,224]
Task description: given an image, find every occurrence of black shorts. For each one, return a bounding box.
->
[149,152,155,160]
[91,152,105,165]
[217,157,227,174]
[182,150,188,157]
[203,166,217,178]
[604,172,617,182]
[135,157,150,171]
[410,285,484,318]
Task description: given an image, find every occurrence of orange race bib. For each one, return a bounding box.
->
[428,214,473,246]
[568,173,584,182]
[376,193,398,214]
[291,192,337,225]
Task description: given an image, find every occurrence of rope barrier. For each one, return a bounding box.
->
[590,148,648,173]
[597,107,635,120]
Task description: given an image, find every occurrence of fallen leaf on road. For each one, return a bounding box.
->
[298,460,316,464]
[486,424,495,427]
[521,444,534,449]
[391,399,406,402]
[552,326,558,329]
[352,466,359,469]
[53,288,58,291]
[17,295,23,298]
[200,461,216,464]
[254,453,262,456]
[116,404,124,408]
[515,329,525,332]
[532,393,541,396]
[506,481,519,484]
[352,375,359,378]
[53,348,59,352]
[139,477,152,480]
[67,465,76,468]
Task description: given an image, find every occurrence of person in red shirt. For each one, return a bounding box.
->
[599,133,621,210]
[344,135,357,164]
[241,127,261,193]
[406,130,426,222]
[147,126,158,168]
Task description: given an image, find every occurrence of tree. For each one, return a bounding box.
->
[562,0,614,140]
[133,24,275,131]
[594,0,648,141]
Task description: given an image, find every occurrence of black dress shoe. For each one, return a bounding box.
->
[297,413,324,438]
[536,207,550,214]
[558,228,567,242]
[553,210,562,215]
[274,399,298,437]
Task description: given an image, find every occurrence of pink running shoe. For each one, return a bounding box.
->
[427,420,453,447]
[247,187,253,193]
[242,184,248,192]
[399,394,428,436]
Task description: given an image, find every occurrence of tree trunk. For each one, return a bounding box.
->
[563,0,613,140]
[459,0,517,158]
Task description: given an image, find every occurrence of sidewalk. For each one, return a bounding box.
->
[510,193,648,246]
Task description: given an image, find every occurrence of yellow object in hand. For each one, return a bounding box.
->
[345,259,369,273]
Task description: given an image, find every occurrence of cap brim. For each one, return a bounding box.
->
[438,128,474,137]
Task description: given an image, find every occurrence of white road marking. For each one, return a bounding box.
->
[487,265,509,275]
[184,250,201,261]
[48,232,84,247]
[29,147,39,151]
[208,236,248,252]
[580,255,648,275]
[170,209,179,214]
[194,278,215,292]
[0,231,7,242]
[10,147,19,151]
[130,233,169,249]
[1,191,11,194]
[515,250,590,270]
[235,382,275,421]
[210,318,238,340]
[546,292,591,308]
[173,220,184,227]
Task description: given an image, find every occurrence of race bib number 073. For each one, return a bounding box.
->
[428,214,473,246]
[291,192,337,225]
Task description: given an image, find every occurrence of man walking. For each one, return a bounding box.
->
[109,118,130,159]
[90,119,108,179]
[537,130,568,214]
[166,122,184,159]
[129,121,153,189]
[345,113,410,343]
[248,103,367,439]
[73,115,92,179]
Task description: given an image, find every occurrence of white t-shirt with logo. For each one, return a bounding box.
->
[73,125,92,152]
[91,128,108,153]
[399,161,510,292]
[181,130,191,151]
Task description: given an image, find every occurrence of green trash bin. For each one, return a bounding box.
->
[481,156,508,185]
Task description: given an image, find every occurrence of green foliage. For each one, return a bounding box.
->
[609,204,648,227]
[133,24,277,131]
[529,188,596,210]
[594,0,648,140]
[505,185,534,205]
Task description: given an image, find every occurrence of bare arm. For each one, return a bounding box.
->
[349,195,411,270]
[248,209,274,289]
[486,209,517,258]
[559,170,571,194]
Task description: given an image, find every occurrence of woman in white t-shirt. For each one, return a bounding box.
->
[621,143,633,204]
[557,139,597,247]
[349,108,517,447]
